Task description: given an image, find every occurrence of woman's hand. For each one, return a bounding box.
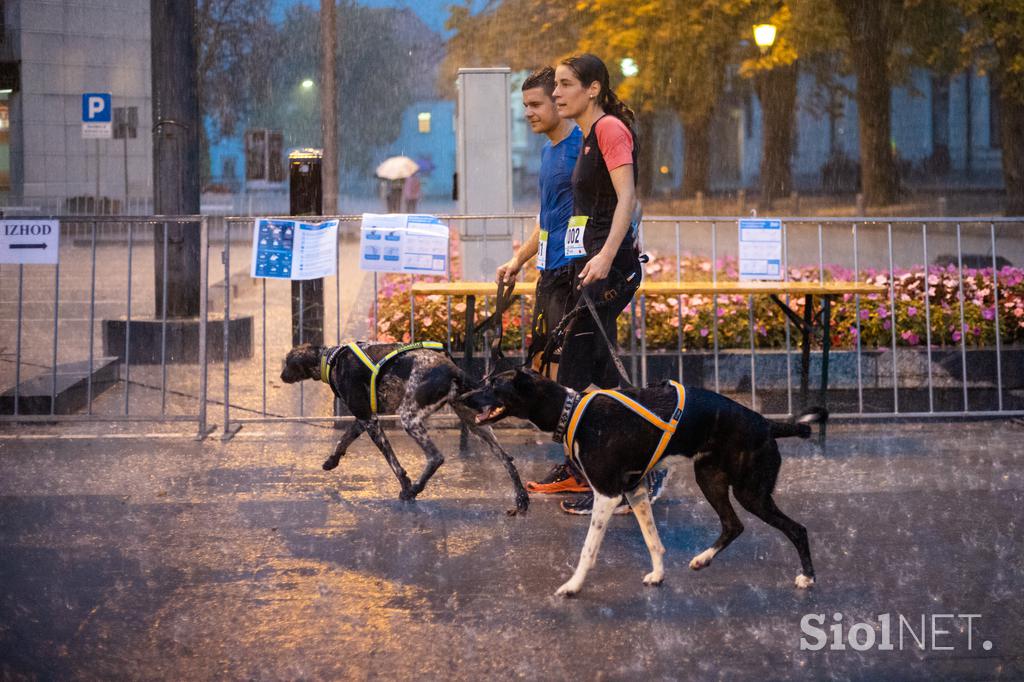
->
[578,251,614,287]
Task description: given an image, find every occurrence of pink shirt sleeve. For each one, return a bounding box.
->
[595,116,634,171]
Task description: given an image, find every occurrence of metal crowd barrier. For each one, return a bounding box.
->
[2,214,1022,438]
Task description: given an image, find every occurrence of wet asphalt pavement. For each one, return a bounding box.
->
[1,420,1022,680]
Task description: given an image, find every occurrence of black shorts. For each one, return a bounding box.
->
[556,249,642,391]
[527,264,575,365]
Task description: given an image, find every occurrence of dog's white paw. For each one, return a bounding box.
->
[794,574,815,589]
[689,549,715,571]
[642,571,664,586]
[555,580,582,597]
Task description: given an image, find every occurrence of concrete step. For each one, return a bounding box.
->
[1,357,120,414]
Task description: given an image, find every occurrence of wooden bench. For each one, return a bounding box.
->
[411,280,888,419]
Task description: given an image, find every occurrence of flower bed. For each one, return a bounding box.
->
[374,249,1024,352]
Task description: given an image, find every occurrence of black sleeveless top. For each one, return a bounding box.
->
[570,114,639,257]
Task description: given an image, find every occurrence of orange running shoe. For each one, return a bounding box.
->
[525,462,591,494]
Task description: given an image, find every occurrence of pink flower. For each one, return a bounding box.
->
[907,306,918,317]
[982,307,995,321]
[901,330,920,345]
[860,309,871,320]
[952,330,962,342]
[700,327,709,337]
[883,319,892,330]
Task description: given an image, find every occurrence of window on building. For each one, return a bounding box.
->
[267,131,284,182]
[245,129,285,182]
[743,90,753,139]
[989,81,1001,149]
[930,76,950,152]
[245,130,266,180]
[418,112,431,134]
[113,106,138,139]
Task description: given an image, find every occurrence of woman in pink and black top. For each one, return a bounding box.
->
[552,53,642,392]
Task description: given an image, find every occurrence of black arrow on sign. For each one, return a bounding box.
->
[9,243,48,249]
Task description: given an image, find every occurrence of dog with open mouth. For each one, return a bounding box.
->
[457,367,825,596]
[281,342,530,515]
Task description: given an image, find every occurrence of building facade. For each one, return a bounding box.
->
[2,0,152,213]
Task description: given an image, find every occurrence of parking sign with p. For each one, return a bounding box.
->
[81,92,112,139]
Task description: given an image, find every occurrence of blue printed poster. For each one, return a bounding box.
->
[250,218,339,280]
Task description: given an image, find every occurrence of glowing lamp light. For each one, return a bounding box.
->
[620,58,639,78]
[659,166,670,175]
[753,24,777,53]
[301,79,315,89]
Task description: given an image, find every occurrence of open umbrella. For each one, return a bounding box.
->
[375,156,419,180]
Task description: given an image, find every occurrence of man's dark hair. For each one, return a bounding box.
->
[522,66,555,98]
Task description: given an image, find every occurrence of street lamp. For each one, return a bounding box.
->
[301,78,315,90]
[620,57,639,78]
[753,24,777,54]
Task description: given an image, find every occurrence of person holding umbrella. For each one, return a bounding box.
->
[376,156,419,213]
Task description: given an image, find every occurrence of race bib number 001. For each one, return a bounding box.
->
[565,216,587,258]
[537,229,548,270]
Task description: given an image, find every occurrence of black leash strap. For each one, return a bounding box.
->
[475,279,517,373]
[579,289,633,388]
[536,267,634,388]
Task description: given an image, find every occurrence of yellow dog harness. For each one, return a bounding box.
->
[320,341,445,414]
[564,380,686,479]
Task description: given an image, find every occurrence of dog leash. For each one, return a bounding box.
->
[473,278,517,375]
[538,267,634,388]
[579,288,634,388]
[563,381,686,479]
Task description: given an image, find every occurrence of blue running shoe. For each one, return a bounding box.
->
[559,466,670,516]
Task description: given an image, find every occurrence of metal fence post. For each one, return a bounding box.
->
[197,216,209,437]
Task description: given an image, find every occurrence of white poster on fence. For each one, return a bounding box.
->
[1,220,60,265]
[250,218,339,280]
[738,218,782,280]
[359,213,448,275]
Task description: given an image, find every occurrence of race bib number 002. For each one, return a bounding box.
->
[565,216,587,258]
[537,229,548,270]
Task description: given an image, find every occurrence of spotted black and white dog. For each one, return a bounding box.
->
[281,342,530,514]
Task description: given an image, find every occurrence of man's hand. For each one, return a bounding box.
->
[578,251,613,287]
[497,257,521,284]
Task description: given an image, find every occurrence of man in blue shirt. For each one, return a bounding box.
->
[497,67,589,495]
[498,67,582,377]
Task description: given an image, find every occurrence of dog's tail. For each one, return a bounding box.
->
[769,407,829,439]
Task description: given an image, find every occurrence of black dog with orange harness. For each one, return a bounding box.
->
[458,367,826,595]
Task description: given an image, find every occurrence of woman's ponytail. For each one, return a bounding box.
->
[602,89,636,132]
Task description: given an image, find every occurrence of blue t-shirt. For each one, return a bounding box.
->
[538,126,582,270]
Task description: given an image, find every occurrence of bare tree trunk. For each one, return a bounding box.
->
[998,85,1024,215]
[835,0,901,207]
[682,112,711,198]
[756,64,797,204]
[151,0,201,318]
